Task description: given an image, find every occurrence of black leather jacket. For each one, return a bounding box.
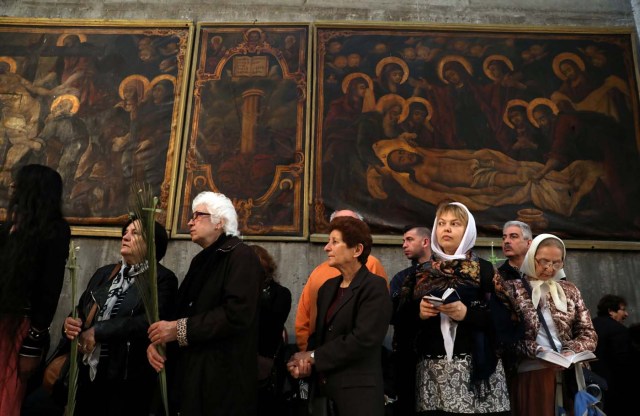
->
[75,262,178,380]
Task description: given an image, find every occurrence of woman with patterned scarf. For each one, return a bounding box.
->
[396,201,511,415]
[63,218,178,415]
[500,234,596,416]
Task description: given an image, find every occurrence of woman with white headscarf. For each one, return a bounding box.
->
[501,233,596,416]
[395,201,511,415]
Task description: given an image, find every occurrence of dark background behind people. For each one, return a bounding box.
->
[251,244,293,416]
[591,294,639,416]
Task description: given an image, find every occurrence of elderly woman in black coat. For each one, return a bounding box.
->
[147,191,263,415]
[64,218,177,416]
[288,216,392,416]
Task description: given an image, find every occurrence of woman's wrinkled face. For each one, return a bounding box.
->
[121,220,147,264]
[324,229,356,268]
[534,245,563,281]
[436,211,466,255]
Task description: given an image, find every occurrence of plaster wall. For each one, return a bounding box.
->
[1,0,639,347]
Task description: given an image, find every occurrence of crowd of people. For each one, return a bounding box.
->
[1,163,638,416]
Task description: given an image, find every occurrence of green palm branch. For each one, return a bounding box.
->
[65,241,79,416]
[129,183,169,416]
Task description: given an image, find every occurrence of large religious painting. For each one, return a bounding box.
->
[312,23,640,243]
[174,24,310,239]
[0,18,193,235]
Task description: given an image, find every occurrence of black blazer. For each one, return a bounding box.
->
[311,265,391,416]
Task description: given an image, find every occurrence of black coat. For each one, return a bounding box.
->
[76,262,178,381]
[591,316,639,415]
[172,235,263,415]
[312,265,391,416]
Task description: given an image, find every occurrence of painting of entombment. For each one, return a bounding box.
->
[312,24,640,241]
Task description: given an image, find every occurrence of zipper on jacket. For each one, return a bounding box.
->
[124,340,130,380]
[124,308,135,380]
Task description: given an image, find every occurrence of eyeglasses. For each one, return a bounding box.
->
[535,258,563,271]
[191,211,211,221]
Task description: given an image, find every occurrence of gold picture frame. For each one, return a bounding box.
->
[173,23,311,240]
[311,22,640,249]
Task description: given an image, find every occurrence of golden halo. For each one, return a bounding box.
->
[146,74,176,96]
[552,52,586,81]
[341,72,374,94]
[399,97,434,124]
[51,94,80,115]
[0,56,17,73]
[118,75,149,100]
[502,99,529,129]
[483,54,514,81]
[374,57,409,84]
[56,33,88,47]
[437,55,473,84]
[243,28,265,43]
[375,93,405,114]
[527,97,559,128]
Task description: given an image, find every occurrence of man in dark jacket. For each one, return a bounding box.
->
[148,191,263,415]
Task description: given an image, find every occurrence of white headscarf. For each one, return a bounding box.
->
[520,233,568,313]
[431,202,477,261]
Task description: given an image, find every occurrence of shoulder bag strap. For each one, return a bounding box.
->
[520,277,559,353]
[83,263,121,329]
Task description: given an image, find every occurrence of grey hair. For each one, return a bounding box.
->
[192,191,240,237]
[329,209,364,222]
[503,220,532,240]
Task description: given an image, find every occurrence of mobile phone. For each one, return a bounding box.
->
[422,295,443,307]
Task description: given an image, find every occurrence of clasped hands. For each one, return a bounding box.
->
[419,299,467,321]
[287,351,315,379]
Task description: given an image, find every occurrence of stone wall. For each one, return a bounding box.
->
[2,0,639,346]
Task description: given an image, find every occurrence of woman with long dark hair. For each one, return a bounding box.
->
[0,164,70,415]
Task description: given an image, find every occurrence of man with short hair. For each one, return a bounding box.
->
[499,220,532,281]
[389,225,431,416]
[294,209,387,352]
[390,225,431,299]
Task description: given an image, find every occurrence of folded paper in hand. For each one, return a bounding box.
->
[536,350,596,368]
[423,288,459,307]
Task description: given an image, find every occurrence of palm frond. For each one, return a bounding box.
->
[129,183,169,416]
[65,242,79,416]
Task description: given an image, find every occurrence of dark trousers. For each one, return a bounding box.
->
[75,360,155,416]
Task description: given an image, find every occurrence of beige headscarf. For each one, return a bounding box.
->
[520,233,568,313]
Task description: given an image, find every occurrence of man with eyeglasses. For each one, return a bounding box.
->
[147,191,263,415]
